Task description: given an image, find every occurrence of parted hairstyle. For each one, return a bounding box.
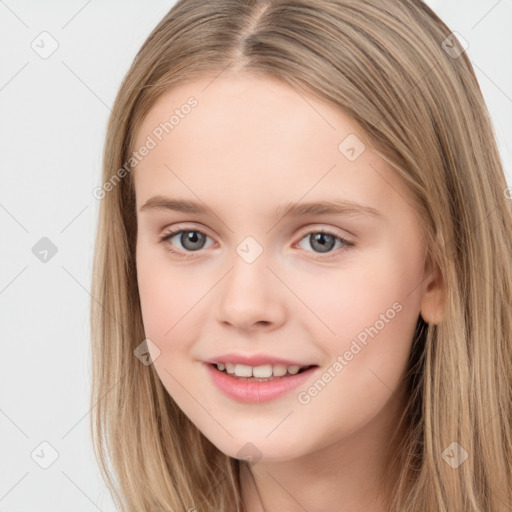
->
[90,1,512,510]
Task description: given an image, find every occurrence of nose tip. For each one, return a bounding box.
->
[215,257,286,331]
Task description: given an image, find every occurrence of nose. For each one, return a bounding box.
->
[215,249,286,332]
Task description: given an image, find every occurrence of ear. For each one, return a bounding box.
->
[419,253,445,325]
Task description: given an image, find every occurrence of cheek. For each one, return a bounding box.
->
[136,249,209,405]
[291,244,422,399]
[287,247,421,343]
[136,245,202,350]
[287,275,419,448]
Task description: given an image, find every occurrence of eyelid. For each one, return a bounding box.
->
[160,223,353,241]
[294,223,353,243]
[159,223,355,258]
[292,225,354,260]
[160,223,214,239]
[159,223,216,246]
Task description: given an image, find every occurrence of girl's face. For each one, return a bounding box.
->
[133,72,440,462]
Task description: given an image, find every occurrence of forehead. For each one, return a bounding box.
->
[134,72,350,153]
[132,74,415,222]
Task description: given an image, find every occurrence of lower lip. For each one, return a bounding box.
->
[205,363,318,403]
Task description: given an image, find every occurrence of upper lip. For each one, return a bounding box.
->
[204,353,316,367]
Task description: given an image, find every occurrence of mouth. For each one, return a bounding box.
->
[210,362,317,382]
[205,361,320,403]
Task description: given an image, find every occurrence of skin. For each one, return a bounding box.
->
[133,72,444,511]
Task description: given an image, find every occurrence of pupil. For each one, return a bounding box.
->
[182,231,205,251]
[311,233,335,253]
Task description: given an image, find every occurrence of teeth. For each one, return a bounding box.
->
[252,365,272,378]
[234,364,252,377]
[272,364,287,377]
[216,362,308,377]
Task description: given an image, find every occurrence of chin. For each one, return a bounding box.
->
[201,427,310,463]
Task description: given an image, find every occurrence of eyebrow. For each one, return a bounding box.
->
[139,195,383,219]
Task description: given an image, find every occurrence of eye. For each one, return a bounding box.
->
[296,229,354,258]
[158,226,354,259]
[159,228,215,257]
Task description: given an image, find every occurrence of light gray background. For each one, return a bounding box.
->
[1,1,510,511]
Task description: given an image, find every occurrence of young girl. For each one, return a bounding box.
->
[90,1,512,511]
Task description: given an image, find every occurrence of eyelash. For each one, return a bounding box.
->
[158,226,355,260]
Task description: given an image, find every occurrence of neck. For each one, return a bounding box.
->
[238,389,409,512]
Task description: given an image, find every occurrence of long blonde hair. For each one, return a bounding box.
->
[90,1,512,510]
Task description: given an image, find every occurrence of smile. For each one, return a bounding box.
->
[215,362,312,380]
[205,362,319,403]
